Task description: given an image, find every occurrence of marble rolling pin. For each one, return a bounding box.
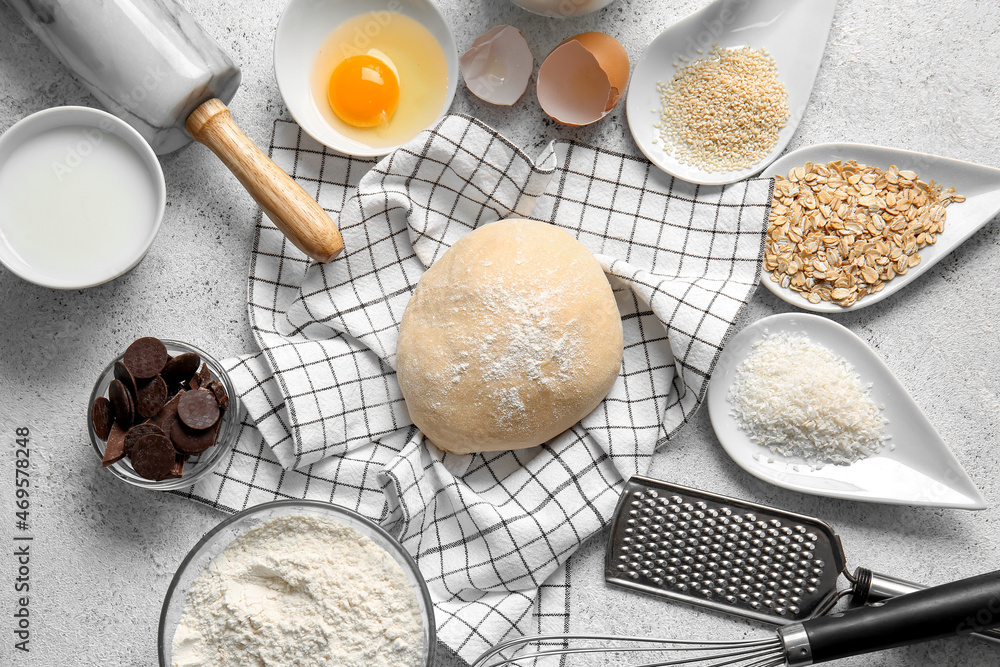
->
[6,0,343,263]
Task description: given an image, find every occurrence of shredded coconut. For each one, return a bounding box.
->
[726,331,888,467]
[171,513,424,667]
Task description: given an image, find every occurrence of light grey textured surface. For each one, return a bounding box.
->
[0,0,998,665]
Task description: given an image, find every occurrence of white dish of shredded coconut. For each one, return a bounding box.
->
[160,502,432,667]
[727,330,889,468]
[706,313,986,509]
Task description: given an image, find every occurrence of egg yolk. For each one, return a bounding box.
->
[327,54,400,128]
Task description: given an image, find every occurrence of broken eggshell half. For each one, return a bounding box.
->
[536,32,629,126]
[461,25,534,106]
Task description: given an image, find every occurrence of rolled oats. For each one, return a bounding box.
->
[766,160,965,307]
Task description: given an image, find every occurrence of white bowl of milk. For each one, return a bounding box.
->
[0,106,165,289]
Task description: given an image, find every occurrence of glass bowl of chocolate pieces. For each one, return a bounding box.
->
[88,337,239,490]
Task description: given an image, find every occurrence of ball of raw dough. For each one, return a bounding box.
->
[396,219,623,454]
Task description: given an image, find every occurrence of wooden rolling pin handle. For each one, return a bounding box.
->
[185,99,344,263]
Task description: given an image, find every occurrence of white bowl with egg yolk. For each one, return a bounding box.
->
[0,106,165,289]
[274,0,459,157]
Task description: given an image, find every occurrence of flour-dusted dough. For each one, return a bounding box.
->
[396,219,623,454]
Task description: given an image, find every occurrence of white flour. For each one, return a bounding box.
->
[171,513,424,667]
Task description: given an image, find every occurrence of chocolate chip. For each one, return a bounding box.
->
[135,375,168,420]
[91,396,114,441]
[207,381,230,412]
[167,456,185,479]
[170,419,220,455]
[178,389,220,430]
[151,390,184,435]
[123,337,169,380]
[196,362,211,388]
[161,352,201,385]
[124,423,166,456]
[114,361,137,399]
[130,433,177,481]
[102,422,127,468]
[109,379,134,430]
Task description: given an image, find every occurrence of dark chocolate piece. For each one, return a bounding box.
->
[135,375,168,419]
[108,379,134,430]
[161,352,201,385]
[207,381,230,412]
[91,396,114,441]
[196,362,211,388]
[151,391,184,434]
[167,456,185,479]
[113,360,137,399]
[177,389,220,430]
[124,423,166,456]
[102,422,127,467]
[123,337,169,379]
[170,419,220,455]
[129,433,176,481]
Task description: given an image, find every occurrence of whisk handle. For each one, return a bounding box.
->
[852,567,1000,644]
[782,569,1000,665]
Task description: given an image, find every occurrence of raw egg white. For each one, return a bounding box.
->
[311,13,449,150]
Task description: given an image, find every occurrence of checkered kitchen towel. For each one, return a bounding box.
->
[181,114,771,664]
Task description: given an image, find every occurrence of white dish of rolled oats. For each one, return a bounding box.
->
[626,0,836,185]
[763,142,1000,312]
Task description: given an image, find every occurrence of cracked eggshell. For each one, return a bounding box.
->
[536,31,629,126]
[461,25,534,106]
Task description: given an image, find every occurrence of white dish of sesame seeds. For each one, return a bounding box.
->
[626,0,836,186]
[707,312,987,509]
[761,142,1000,312]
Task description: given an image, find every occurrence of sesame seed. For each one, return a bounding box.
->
[656,44,790,173]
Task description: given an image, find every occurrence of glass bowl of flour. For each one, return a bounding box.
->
[158,499,436,667]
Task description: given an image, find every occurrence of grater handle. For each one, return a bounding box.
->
[852,567,1000,644]
[781,569,1000,665]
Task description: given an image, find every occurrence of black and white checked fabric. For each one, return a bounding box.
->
[180,115,771,665]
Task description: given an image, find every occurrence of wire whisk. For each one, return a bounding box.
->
[472,634,787,667]
[470,569,1000,667]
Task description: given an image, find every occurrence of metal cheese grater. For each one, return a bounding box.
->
[605,476,1000,642]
